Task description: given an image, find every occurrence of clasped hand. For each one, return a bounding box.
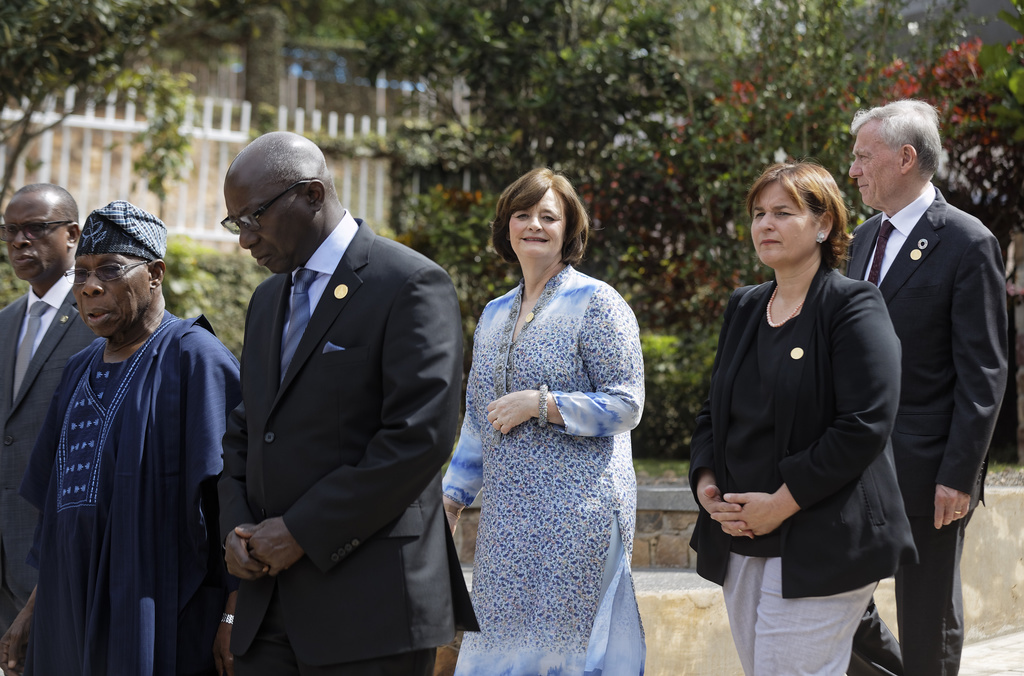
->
[694,469,799,538]
[224,516,304,579]
[486,391,540,435]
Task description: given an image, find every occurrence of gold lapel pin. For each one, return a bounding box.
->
[910,249,922,261]
[790,347,804,360]
[59,315,69,324]
[334,284,348,300]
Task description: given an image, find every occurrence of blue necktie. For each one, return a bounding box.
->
[280,268,318,381]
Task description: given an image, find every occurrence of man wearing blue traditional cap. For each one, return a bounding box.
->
[0,201,242,676]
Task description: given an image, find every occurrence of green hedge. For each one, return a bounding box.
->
[162,238,270,357]
[634,328,719,460]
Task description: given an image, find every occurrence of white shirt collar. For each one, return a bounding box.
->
[294,210,359,281]
[28,271,74,311]
[884,183,935,238]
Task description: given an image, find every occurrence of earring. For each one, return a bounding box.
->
[815,231,826,243]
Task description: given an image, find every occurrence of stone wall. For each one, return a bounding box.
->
[449,487,1024,676]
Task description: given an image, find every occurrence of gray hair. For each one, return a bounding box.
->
[851,100,942,177]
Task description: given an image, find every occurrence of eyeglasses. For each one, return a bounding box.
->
[0,220,73,242]
[220,179,313,235]
[64,261,148,285]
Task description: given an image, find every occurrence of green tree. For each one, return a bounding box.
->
[0,0,192,203]
[355,0,689,189]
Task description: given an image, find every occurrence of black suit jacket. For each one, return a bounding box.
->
[689,267,916,598]
[847,189,1008,516]
[0,290,94,606]
[219,221,475,665]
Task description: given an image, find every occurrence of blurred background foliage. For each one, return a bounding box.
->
[3,0,1023,460]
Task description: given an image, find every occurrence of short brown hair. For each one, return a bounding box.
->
[746,162,851,269]
[491,168,591,266]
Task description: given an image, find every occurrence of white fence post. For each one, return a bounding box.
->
[79,98,95,209]
[342,113,354,209]
[1,79,425,240]
[175,97,195,232]
[99,90,116,205]
[358,115,370,218]
[37,95,56,184]
[58,87,75,193]
[120,97,136,199]
[376,117,386,223]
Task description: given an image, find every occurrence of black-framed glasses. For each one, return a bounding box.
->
[64,261,148,285]
[0,220,73,242]
[220,179,314,235]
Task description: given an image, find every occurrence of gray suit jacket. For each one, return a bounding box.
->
[847,188,1008,516]
[0,291,94,604]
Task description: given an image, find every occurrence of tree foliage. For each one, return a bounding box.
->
[356,0,689,189]
[0,0,190,202]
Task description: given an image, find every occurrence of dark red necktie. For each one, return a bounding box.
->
[867,220,894,285]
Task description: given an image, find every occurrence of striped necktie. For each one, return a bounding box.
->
[280,268,318,381]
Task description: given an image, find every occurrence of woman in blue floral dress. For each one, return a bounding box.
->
[442,168,646,676]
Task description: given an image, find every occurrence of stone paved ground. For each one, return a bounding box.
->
[959,630,1024,675]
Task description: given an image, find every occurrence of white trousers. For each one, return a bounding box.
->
[722,553,876,676]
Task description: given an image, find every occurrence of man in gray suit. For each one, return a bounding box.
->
[846,100,1008,675]
[0,184,94,636]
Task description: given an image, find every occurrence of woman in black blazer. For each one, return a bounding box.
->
[689,163,916,675]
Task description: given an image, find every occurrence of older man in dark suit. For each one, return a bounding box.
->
[0,185,93,638]
[218,131,475,676]
[846,100,1008,676]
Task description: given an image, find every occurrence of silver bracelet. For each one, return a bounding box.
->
[538,384,549,427]
[221,613,234,625]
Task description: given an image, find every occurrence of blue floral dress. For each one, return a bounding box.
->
[443,266,646,676]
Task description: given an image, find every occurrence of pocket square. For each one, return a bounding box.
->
[322,342,346,354]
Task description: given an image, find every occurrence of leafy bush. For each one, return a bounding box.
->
[393,185,518,363]
[633,328,720,459]
[163,237,270,357]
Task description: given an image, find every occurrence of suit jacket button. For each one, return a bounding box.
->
[351,539,359,547]
[264,432,275,443]
[330,553,340,562]
[3,436,12,445]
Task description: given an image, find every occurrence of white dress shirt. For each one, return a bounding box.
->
[18,273,76,357]
[283,211,359,337]
[864,184,936,284]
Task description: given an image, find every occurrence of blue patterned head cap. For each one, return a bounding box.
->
[79,200,167,260]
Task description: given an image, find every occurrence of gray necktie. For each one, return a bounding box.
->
[280,268,318,381]
[13,301,48,397]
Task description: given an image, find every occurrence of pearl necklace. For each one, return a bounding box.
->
[766,286,803,328]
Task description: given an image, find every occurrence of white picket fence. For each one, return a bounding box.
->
[1,87,394,243]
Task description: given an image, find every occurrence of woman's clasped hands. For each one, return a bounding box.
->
[693,468,800,538]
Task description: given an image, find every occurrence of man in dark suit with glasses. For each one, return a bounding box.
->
[219,131,475,676]
[0,184,93,642]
